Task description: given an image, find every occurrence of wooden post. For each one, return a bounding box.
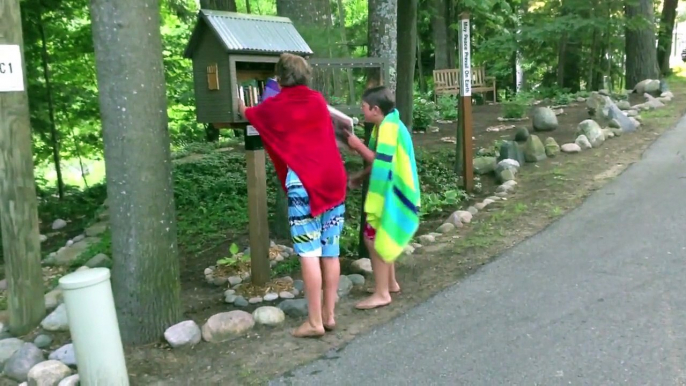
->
[458,12,474,192]
[245,126,271,286]
[0,0,46,335]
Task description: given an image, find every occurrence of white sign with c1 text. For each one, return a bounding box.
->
[0,45,25,93]
[459,18,472,97]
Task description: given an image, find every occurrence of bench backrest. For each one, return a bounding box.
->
[433,67,487,91]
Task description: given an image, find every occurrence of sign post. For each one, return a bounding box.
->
[244,126,270,286]
[0,0,46,334]
[457,12,474,192]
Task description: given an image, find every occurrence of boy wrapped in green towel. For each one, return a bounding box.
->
[347,86,421,310]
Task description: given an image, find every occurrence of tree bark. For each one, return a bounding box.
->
[367,0,398,90]
[432,0,450,70]
[337,0,356,103]
[90,0,181,345]
[625,0,660,88]
[656,0,679,76]
[199,0,237,11]
[0,0,46,336]
[245,0,251,13]
[396,0,418,128]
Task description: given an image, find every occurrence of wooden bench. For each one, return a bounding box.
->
[433,67,496,102]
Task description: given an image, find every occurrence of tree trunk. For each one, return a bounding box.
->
[625,0,660,88]
[656,0,679,76]
[367,0,398,90]
[0,0,46,336]
[337,0,356,103]
[199,0,237,10]
[37,10,65,199]
[396,0,418,128]
[417,37,426,93]
[432,0,449,70]
[245,0,251,13]
[90,0,181,345]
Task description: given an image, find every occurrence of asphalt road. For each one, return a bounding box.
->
[270,115,686,386]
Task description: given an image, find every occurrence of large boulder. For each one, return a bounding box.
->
[473,157,496,175]
[523,135,547,163]
[576,120,605,148]
[544,137,560,157]
[634,79,660,95]
[497,141,525,165]
[531,107,558,132]
[201,311,254,343]
[607,103,638,133]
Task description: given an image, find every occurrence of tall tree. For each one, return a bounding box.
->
[625,0,660,88]
[656,0,679,76]
[0,0,46,336]
[396,0,418,128]
[90,0,181,345]
[199,0,237,10]
[367,0,398,90]
[431,0,450,70]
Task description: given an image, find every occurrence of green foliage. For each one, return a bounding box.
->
[216,243,250,267]
[501,92,533,119]
[413,95,439,128]
[436,95,459,121]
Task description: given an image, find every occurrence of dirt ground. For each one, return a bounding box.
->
[4,91,679,386]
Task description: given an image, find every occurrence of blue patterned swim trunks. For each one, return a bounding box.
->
[286,168,345,258]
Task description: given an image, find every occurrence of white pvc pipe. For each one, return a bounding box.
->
[59,268,129,385]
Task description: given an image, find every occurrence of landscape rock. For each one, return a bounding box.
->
[498,168,516,183]
[347,274,365,287]
[513,127,530,142]
[611,129,623,137]
[444,212,463,227]
[586,92,611,121]
[48,344,76,367]
[40,304,69,332]
[51,238,101,267]
[634,79,660,95]
[661,91,674,98]
[602,129,615,139]
[51,220,67,230]
[227,276,242,287]
[248,297,263,304]
[607,103,638,132]
[278,299,309,317]
[575,135,592,150]
[473,157,497,175]
[84,222,108,237]
[616,100,631,110]
[452,210,473,224]
[279,291,295,299]
[164,321,202,348]
[436,223,455,233]
[57,374,79,386]
[263,293,279,302]
[626,109,639,117]
[84,253,111,268]
[523,135,547,162]
[0,338,26,366]
[233,296,248,307]
[496,180,518,194]
[497,141,525,165]
[544,137,560,157]
[27,360,71,386]
[644,93,665,109]
[39,235,48,243]
[418,234,435,244]
[351,259,373,276]
[338,275,353,297]
[292,280,305,292]
[4,343,45,382]
[576,120,604,147]
[224,294,237,304]
[33,335,53,349]
[467,206,478,215]
[531,107,558,132]
[201,311,255,342]
[253,306,285,326]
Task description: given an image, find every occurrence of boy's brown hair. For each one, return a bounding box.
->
[362,86,395,116]
[275,53,311,87]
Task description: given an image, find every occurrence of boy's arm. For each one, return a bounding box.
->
[347,133,376,164]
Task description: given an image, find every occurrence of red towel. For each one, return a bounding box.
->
[244,85,347,217]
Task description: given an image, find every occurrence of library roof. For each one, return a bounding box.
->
[183,10,314,58]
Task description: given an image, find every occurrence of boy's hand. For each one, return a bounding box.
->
[237,99,247,116]
[346,131,364,152]
[348,176,363,190]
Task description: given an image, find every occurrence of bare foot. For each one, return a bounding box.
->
[355,293,392,310]
[366,286,401,294]
[323,312,336,331]
[291,322,325,338]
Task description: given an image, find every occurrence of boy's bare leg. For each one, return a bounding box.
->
[320,257,339,329]
[292,257,325,338]
[389,263,400,293]
[356,238,392,309]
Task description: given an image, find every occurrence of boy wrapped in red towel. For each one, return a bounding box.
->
[238,53,347,338]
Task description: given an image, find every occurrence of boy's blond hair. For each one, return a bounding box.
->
[275,53,311,87]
